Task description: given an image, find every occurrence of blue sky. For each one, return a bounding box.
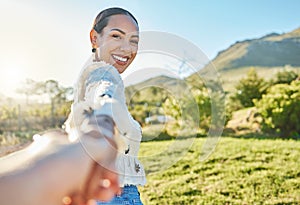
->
[0,0,299,97]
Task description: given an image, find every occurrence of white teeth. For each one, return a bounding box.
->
[113,55,127,62]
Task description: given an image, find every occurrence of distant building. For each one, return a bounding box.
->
[145,115,174,124]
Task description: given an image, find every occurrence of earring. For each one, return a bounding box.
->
[92,47,100,62]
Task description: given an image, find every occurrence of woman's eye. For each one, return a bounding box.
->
[112,34,121,39]
[130,39,139,46]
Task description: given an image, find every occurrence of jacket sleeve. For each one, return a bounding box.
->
[67,62,142,153]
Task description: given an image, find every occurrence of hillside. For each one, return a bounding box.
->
[211,27,300,71]
[187,27,300,92]
[127,27,300,93]
[125,75,188,102]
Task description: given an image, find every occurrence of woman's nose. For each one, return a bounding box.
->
[119,40,132,51]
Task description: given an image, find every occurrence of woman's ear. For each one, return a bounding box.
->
[90,30,98,48]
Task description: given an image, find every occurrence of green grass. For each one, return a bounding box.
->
[1,130,299,204]
[138,137,300,205]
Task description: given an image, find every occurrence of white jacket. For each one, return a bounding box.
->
[66,60,146,187]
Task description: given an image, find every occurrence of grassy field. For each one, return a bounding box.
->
[138,137,300,205]
[1,131,299,204]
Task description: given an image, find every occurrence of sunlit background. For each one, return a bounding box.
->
[1,0,299,98]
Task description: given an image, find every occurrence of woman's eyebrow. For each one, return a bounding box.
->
[131,34,139,38]
[110,28,139,38]
[110,28,126,34]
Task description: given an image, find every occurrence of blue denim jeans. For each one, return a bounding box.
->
[97,185,143,205]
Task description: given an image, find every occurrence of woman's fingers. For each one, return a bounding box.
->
[66,162,119,204]
[63,114,120,204]
[83,162,120,202]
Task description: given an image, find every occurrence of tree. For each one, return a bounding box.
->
[232,68,267,108]
[272,69,298,85]
[41,80,73,127]
[16,79,39,104]
[162,97,182,136]
[254,80,300,137]
[0,105,18,131]
[15,79,73,130]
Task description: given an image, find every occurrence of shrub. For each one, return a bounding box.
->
[232,68,267,108]
[254,80,300,137]
[272,69,299,85]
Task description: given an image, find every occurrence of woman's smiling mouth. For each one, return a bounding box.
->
[112,54,128,63]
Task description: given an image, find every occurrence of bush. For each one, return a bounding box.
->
[272,69,299,85]
[254,80,300,137]
[232,68,267,108]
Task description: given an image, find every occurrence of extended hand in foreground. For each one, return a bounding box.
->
[0,115,120,205]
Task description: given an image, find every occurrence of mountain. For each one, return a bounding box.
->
[127,27,300,93]
[125,75,184,91]
[125,75,189,103]
[129,75,185,88]
[211,27,300,71]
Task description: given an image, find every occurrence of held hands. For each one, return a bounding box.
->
[0,115,120,205]
[60,114,121,205]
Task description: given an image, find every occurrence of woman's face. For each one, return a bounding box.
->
[92,14,139,73]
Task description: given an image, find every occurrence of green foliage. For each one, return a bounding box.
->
[0,105,19,132]
[0,105,18,121]
[231,68,267,108]
[139,137,300,204]
[0,79,73,132]
[129,104,149,126]
[272,69,299,85]
[254,80,300,137]
[162,97,182,136]
[192,88,211,132]
[126,75,227,136]
[127,86,167,126]
[162,98,181,121]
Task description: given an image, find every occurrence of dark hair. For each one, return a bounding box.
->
[93,7,139,34]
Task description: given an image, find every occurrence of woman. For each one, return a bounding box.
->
[66,7,146,205]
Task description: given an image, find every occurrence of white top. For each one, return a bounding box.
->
[66,59,146,187]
